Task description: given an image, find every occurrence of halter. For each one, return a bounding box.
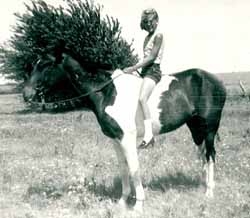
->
[29,72,123,110]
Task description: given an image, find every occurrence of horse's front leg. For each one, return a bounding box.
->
[113,142,131,208]
[120,131,145,213]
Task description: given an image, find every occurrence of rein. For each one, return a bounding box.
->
[29,72,123,109]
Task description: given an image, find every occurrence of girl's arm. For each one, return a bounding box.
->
[123,33,163,74]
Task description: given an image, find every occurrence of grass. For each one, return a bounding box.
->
[0,85,250,217]
[0,84,19,95]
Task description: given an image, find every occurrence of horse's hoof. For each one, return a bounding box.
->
[117,198,129,210]
[138,137,155,149]
[205,189,214,198]
[133,200,144,214]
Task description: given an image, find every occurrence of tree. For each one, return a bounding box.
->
[0,0,138,83]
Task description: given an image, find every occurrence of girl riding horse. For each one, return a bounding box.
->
[123,8,164,148]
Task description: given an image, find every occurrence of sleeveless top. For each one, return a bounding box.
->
[143,30,164,64]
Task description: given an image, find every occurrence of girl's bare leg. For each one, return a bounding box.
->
[139,77,156,143]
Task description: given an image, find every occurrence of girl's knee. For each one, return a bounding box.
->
[139,93,148,104]
[139,97,146,105]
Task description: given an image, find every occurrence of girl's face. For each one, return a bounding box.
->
[141,15,158,33]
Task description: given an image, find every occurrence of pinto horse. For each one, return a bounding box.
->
[23,53,226,212]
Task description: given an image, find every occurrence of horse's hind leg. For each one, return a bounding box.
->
[195,134,216,198]
[186,115,206,162]
[204,131,216,197]
[197,142,206,170]
[187,116,215,197]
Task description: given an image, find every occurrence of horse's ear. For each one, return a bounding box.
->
[53,39,65,64]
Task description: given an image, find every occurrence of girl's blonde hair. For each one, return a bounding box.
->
[140,8,159,30]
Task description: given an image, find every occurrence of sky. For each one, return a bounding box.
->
[1,0,250,74]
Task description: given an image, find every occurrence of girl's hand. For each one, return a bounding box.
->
[123,67,135,74]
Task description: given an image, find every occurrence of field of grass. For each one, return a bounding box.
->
[217,72,250,100]
[0,84,19,95]
[0,83,250,217]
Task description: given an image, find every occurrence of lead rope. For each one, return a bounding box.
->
[29,71,124,109]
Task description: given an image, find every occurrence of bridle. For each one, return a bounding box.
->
[29,71,123,110]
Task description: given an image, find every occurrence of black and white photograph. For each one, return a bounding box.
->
[0,0,250,217]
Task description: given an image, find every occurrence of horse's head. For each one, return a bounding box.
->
[23,53,86,103]
[23,52,116,112]
[23,54,54,101]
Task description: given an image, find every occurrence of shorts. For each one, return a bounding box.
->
[140,63,162,84]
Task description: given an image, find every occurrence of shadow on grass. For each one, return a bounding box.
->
[24,173,202,208]
[86,172,202,201]
[85,176,122,201]
[145,172,202,192]
[25,176,124,205]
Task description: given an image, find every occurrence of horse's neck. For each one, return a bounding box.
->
[111,71,142,108]
[104,71,142,132]
[84,73,117,114]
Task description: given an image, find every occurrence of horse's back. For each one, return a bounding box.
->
[172,68,226,97]
[107,68,226,138]
[170,68,226,113]
[152,68,226,135]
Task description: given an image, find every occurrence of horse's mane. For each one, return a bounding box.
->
[52,41,113,78]
[59,53,112,86]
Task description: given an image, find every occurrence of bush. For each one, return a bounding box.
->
[0,0,138,82]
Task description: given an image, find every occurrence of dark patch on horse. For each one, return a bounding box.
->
[158,74,194,133]
[58,54,124,140]
[159,69,226,162]
[85,83,123,140]
[98,112,124,140]
[186,115,207,145]
[57,54,124,140]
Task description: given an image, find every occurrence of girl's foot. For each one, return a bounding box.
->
[138,137,155,149]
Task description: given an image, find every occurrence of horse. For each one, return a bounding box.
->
[23,53,226,212]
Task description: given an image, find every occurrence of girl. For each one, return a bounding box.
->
[123,8,164,148]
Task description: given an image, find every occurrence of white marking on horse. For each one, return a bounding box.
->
[147,74,178,133]
[106,69,177,136]
[106,69,177,211]
[106,69,141,132]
